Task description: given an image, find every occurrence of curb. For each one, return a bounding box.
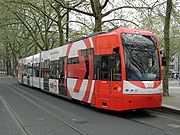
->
[161,104,180,114]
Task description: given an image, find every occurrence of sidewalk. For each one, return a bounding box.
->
[162,80,180,113]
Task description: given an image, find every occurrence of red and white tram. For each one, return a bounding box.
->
[17,28,163,111]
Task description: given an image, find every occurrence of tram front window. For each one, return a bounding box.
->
[121,33,160,81]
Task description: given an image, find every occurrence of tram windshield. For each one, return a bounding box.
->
[121,33,160,81]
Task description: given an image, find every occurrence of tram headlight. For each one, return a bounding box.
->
[117,86,121,91]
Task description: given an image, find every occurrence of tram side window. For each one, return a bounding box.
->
[112,55,121,81]
[50,60,59,79]
[59,57,65,82]
[42,60,50,78]
[94,56,101,80]
[28,68,33,77]
[27,63,33,77]
[101,56,109,80]
[81,49,92,79]
[94,55,109,80]
[33,63,40,77]
[24,65,28,76]
[68,57,79,64]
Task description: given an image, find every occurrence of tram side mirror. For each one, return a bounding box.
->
[113,47,119,54]
[162,57,166,66]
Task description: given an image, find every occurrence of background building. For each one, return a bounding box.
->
[169,54,180,78]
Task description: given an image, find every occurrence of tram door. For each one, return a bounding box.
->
[43,60,50,91]
[95,54,121,99]
[95,55,112,99]
[27,65,32,86]
[59,57,66,96]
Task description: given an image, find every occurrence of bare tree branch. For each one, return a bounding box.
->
[54,0,94,16]
[103,6,152,17]
[66,20,92,30]
[103,18,139,27]
[90,0,96,15]
[101,0,109,10]
[28,3,58,23]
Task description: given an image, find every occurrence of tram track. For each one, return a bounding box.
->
[0,95,30,135]
[147,110,180,123]
[116,108,180,135]
[123,115,176,135]
[0,80,88,135]
[1,78,180,135]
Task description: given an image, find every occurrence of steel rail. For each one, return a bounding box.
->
[146,110,180,123]
[0,80,88,135]
[124,116,176,135]
[0,94,30,135]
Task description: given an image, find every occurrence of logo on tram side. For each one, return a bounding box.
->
[143,82,154,89]
[66,39,95,103]
[50,80,57,91]
[49,79,59,94]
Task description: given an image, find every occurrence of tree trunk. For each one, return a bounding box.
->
[58,17,64,46]
[3,59,6,74]
[94,16,102,32]
[163,0,172,96]
[92,0,103,32]
[54,4,64,46]
[9,60,13,76]
[66,3,69,42]
[6,60,9,75]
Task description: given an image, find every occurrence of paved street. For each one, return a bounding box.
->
[162,79,180,110]
[169,80,180,94]
[0,76,180,135]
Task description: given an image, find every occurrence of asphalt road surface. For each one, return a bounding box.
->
[0,76,180,135]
